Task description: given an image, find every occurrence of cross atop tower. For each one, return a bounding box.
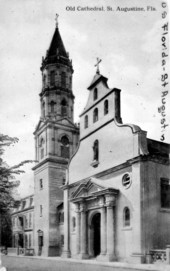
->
[55,14,59,28]
[95,58,102,74]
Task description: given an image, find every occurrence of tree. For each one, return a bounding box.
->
[0,134,34,247]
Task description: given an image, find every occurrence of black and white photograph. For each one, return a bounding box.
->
[0,0,169,270]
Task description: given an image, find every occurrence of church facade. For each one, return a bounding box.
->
[62,68,170,263]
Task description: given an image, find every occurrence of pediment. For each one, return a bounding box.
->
[71,179,105,200]
[34,119,45,134]
[56,117,78,128]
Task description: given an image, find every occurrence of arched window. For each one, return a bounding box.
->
[61,135,69,158]
[50,101,55,113]
[104,100,109,115]
[50,70,55,86]
[61,99,67,116]
[94,88,98,100]
[93,108,98,123]
[59,212,64,223]
[40,205,43,217]
[123,207,130,227]
[37,230,43,247]
[84,115,88,129]
[61,72,66,88]
[93,140,99,161]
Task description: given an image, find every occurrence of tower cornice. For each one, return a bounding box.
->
[39,87,75,99]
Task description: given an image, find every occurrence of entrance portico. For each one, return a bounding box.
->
[70,178,119,261]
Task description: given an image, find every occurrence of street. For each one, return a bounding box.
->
[1,255,165,271]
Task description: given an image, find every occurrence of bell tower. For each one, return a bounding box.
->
[33,15,79,257]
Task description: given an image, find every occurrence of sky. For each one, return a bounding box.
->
[0,0,169,198]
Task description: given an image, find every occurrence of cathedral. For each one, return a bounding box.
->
[11,16,170,264]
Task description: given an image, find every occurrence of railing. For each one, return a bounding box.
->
[148,245,170,264]
[150,249,167,263]
[18,247,25,255]
[25,248,34,256]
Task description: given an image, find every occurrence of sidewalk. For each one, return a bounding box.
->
[2,254,170,271]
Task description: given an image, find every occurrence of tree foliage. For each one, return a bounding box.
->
[0,134,34,246]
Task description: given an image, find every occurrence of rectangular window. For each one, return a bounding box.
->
[30,197,33,206]
[161,178,170,208]
[25,235,28,248]
[40,205,43,217]
[22,201,26,209]
[29,213,32,228]
[29,234,31,248]
[40,179,43,190]
[25,215,28,228]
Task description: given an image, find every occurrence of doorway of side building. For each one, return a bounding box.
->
[91,213,101,257]
[18,233,24,248]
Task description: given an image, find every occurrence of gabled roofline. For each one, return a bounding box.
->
[87,74,109,90]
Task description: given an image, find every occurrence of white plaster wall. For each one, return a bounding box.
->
[68,164,142,261]
[69,121,140,184]
[84,81,110,110]
[80,91,115,139]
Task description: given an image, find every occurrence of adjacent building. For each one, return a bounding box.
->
[11,195,34,251]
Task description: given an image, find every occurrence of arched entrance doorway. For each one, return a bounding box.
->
[91,213,101,257]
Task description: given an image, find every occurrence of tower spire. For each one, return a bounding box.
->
[55,13,59,28]
[55,14,59,28]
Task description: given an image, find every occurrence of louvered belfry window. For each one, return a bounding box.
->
[61,136,69,158]
[61,99,67,116]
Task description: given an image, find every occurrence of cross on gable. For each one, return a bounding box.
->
[94,58,102,74]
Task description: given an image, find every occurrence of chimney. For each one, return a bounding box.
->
[114,88,122,123]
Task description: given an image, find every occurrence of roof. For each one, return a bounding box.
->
[147,138,170,158]
[11,195,34,214]
[87,72,108,90]
[47,26,68,58]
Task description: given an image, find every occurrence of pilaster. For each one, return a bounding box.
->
[61,187,71,258]
[75,204,80,255]
[106,195,117,261]
[79,202,89,259]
